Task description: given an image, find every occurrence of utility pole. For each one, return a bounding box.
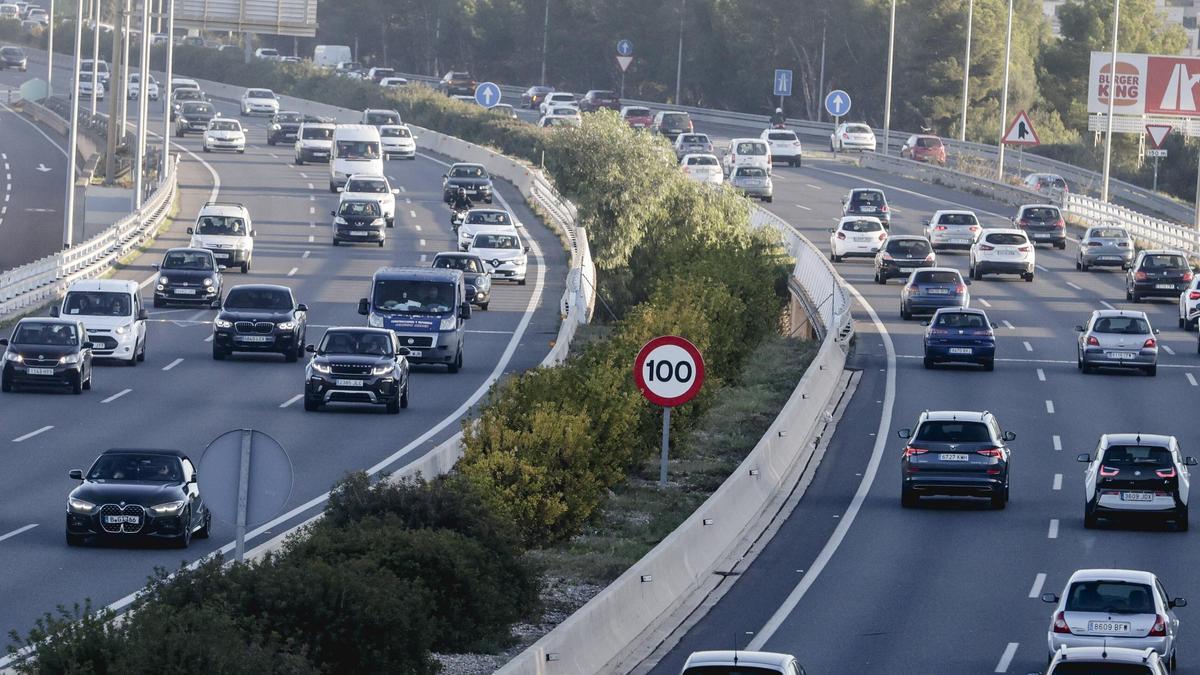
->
[134,0,150,207]
[63,0,84,248]
[46,0,54,92]
[996,0,1013,180]
[160,0,173,176]
[118,0,131,131]
[104,0,127,185]
[540,0,548,86]
[1101,0,1121,203]
[817,24,826,122]
[959,0,973,141]
[90,0,100,115]
[882,0,896,155]
[674,0,685,104]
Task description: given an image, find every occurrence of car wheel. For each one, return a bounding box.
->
[284,347,298,363]
[1146,364,1157,377]
[387,217,394,228]
[1190,319,1198,331]
[332,238,339,246]
[212,346,227,360]
[830,252,841,263]
[764,196,773,203]
[1,376,10,393]
[1080,260,1089,272]
[1132,291,1141,303]
[1024,272,1034,282]
[66,531,85,546]
[448,349,462,373]
[295,156,304,165]
[329,182,338,193]
[983,359,995,372]
[267,137,275,146]
[173,508,192,548]
[900,487,918,508]
[153,296,164,308]
[991,486,1007,510]
[195,509,211,539]
[518,278,527,286]
[1170,650,1178,672]
[400,383,409,409]
[1084,503,1099,529]
[238,149,245,154]
[1056,241,1066,250]
[378,240,385,248]
[874,270,884,285]
[241,261,250,273]
[386,393,401,414]
[137,337,146,362]
[202,145,210,153]
[71,373,83,395]
[1177,506,1189,532]
[303,396,321,412]
[923,355,934,369]
[900,305,912,321]
[1181,316,1187,330]
[1075,259,1081,271]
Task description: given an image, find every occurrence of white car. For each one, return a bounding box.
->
[829,217,886,262]
[240,87,279,116]
[188,202,255,273]
[1042,569,1186,668]
[760,128,803,167]
[170,77,200,92]
[723,138,772,176]
[468,225,528,285]
[379,77,408,88]
[127,73,159,100]
[924,209,982,251]
[254,47,280,60]
[1046,647,1168,675]
[679,153,723,186]
[680,651,805,675]
[81,59,110,88]
[293,121,335,164]
[538,115,580,128]
[831,122,878,152]
[457,208,515,251]
[203,118,246,154]
[1077,433,1194,530]
[339,174,398,227]
[543,106,581,121]
[1179,277,1200,330]
[968,228,1035,281]
[53,279,147,365]
[75,71,104,100]
[379,124,416,159]
[539,92,577,115]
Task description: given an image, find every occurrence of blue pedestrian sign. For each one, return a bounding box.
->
[825,89,851,118]
[773,69,793,97]
[617,39,634,57]
[474,81,501,109]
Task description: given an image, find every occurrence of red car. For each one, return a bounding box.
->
[900,134,947,165]
[620,105,653,129]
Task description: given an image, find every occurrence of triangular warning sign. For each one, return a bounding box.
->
[1146,124,1172,149]
[1002,110,1039,146]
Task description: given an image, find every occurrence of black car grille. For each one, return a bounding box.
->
[330,362,372,375]
[22,357,60,367]
[99,504,145,534]
[235,321,275,334]
[396,335,435,348]
[91,336,118,350]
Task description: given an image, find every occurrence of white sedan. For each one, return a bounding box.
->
[829,216,886,262]
[202,119,245,153]
[679,153,723,186]
[339,174,399,227]
[240,87,279,116]
[127,73,159,100]
[539,92,577,116]
[831,122,878,152]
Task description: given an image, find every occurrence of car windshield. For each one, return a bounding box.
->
[87,454,182,482]
[275,112,302,123]
[1066,581,1155,614]
[163,251,214,270]
[1102,445,1173,469]
[1050,664,1154,674]
[366,112,400,125]
[434,256,485,273]
[736,142,766,155]
[196,215,246,236]
[373,280,455,314]
[1092,316,1151,334]
[467,211,509,225]
[13,322,78,345]
[985,233,1026,246]
[380,126,410,138]
[449,72,470,79]
[224,288,292,310]
[842,220,882,233]
[336,140,380,159]
[345,179,387,193]
[210,120,239,131]
[549,94,574,102]
[339,201,381,217]
[1090,228,1128,239]
[938,213,977,226]
[174,90,202,101]
[662,113,689,125]
[913,271,961,284]
[852,191,884,205]
[181,102,213,115]
[686,156,718,166]
[319,331,393,356]
[1023,207,1059,220]
[915,421,991,443]
[768,132,797,141]
[247,89,275,99]
[302,126,333,140]
[1141,254,1187,270]
[551,107,577,116]
[679,135,707,144]
[847,124,871,133]
[450,165,487,178]
[474,233,520,249]
[1,47,22,57]
[63,291,130,317]
[625,107,651,117]
[934,312,987,329]
[589,91,614,98]
[736,167,767,177]
[916,137,943,147]
[887,239,930,256]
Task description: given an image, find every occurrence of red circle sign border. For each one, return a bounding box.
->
[633,335,706,407]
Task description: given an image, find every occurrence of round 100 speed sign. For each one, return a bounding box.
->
[633,335,705,407]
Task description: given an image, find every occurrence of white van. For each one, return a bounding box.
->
[188,202,255,273]
[723,138,772,176]
[52,279,148,364]
[313,44,351,69]
[81,58,110,87]
[330,124,383,193]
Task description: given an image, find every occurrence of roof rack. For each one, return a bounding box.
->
[202,201,246,209]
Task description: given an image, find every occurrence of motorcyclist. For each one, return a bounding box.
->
[770,107,786,127]
[449,187,473,212]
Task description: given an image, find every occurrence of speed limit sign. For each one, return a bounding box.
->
[634,336,705,486]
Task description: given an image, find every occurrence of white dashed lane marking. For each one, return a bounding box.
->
[994,642,1018,673]
[1053,435,1062,451]
[1036,368,1045,381]
[1047,519,1059,539]
[1066,281,1082,290]
[1045,400,1055,414]
[162,358,183,371]
[12,426,52,442]
[287,267,298,277]
[102,388,132,403]
[1028,573,1047,598]
[279,394,303,408]
[1023,341,1032,352]
[977,298,991,307]
[1002,320,1015,330]
[1162,344,1175,355]
[1188,373,1198,387]
[0,523,37,544]
[1052,474,1062,491]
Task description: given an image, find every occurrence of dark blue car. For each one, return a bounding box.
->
[900,267,970,319]
[923,307,996,371]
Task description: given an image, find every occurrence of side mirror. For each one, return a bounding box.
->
[524,245,531,253]
[1171,598,1188,608]
[1074,325,1084,332]
[828,228,835,233]
[459,302,472,320]
[304,344,316,353]
[250,229,256,237]
[396,346,411,356]
[963,278,972,285]
[1154,328,1161,334]
[137,308,149,321]
[69,469,83,480]
[218,265,227,271]
[392,188,400,195]
[0,338,8,346]
[296,303,308,312]
[1002,431,1016,442]
[1186,457,1199,467]
[897,428,911,439]
[186,226,194,234]
[991,322,999,329]
[335,186,343,193]
[210,299,221,309]
[330,210,337,216]
[49,306,60,317]
[357,298,369,315]
[151,263,159,270]
[442,173,448,178]
[1076,453,1092,463]
[1041,593,1059,604]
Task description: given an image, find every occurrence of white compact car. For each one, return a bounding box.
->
[52,279,148,365]
[76,72,104,100]
[294,121,335,164]
[1046,647,1168,675]
[829,217,886,262]
[240,87,279,116]
[968,228,1035,281]
[468,225,528,285]
[924,209,982,251]
[339,174,398,227]
[202,118,246,154]
[188,202,255,273]
[760,128,802,167]
[723,138,772,176]
[539,92,577,115]
[378,124,416,159]
[170,77,200,92]
[679,153,723,186]
[1179,277,1200,330]
[1077,433,1194,530]
[127,73,159,100]
[681,651,805,675]
[1042,569,1186,668]
[457,208,515,251]
[831,122,878,152]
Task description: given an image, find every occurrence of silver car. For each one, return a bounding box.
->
[1076,309,1158,376]
[1042,569,1185,668]
[1077,224,1134,271]
[729,166,772,202]
[674,132,713,159]
[923,210,981,251]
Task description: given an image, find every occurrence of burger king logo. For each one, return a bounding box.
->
[1098,61,1141,106]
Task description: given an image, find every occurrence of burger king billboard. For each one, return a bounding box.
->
[1089,52,1200,118]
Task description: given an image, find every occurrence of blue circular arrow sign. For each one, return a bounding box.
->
[474,81,501,108]
[617,39,634,56]
[824,89,851,117]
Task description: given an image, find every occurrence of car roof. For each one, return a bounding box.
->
[1053,646,1159,665]
[1090,309,1149,320]
[198,203,248,217]
[682,651,793,668]
[1139,249,1186,256]
[932,307,987,317]
[322,326,393,336]
[66,279,138,293]
[1067,569,1158,585]
[979,228,1028,237]
[466,207,508,215]
[226,283,292,294]
[1019,203,1058,210]
[374,266,461,283]
[379,124,408,131]
[16,316,82,327]
[1100,433,1175,448]
[451,162,485,169]
[100,448,189,459]
[850,187,883,194]
[920,410,989,422]
[364,108,398,113]
[908,266,961,275]
[837,216,883,225]
[164,246,214,256]
[932,209,975,216]
[432,251,483,261]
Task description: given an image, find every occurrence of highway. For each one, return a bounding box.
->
[0,81,566,641]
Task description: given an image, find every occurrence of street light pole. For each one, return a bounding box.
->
[161,0,173,176]
[134,0,149,207]
[959,0,973,141]
[90,0,100,115]
[675,0,685,104]
[539,0,548,86]
[63,0,84,248]
[996,0,1013,180]
[882,0,895,155]
[119,0,130,132]
[1101,0,1121,203]
[46,0,54,92]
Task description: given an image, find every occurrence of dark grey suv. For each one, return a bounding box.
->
[899,410,1014,509]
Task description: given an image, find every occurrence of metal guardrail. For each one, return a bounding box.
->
[529,170,594,335]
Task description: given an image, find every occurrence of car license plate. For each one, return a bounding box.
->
[27,367,53,375]
[313,151,328,156]
[940,453,970,461]
[950,238,969,244]
[103,515,140,524]
[927,288,949,294]
[1088,621,1130,634]
[1156,283,1175,289]
[999,249,1017,255]
[948,347,972,355]
[174,288,196,295]
[213,252,229,259]
[859,206,876,212]
[238,335,272,343]
[1121,492,1155,502]
[854,236,872,242]
[1105,351,1137,359]
[334,379,363,387]
[351,230,369,236]
[1100,256,1121,261]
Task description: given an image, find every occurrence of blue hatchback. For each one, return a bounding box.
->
[923,307,996,371]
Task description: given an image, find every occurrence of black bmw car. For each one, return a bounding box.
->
[266,110,304,145]
[212,284,308,362]
[1,318,93,394]
[442,163,493,204]
[153,247,223,307]
[66,448,211,548]
[432,252,491,310]
[304,327,411,413]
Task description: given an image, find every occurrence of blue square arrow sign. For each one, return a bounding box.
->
[773,69,793,97]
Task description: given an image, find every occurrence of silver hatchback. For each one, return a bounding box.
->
[1078,224,1134,271]
[729,166,773,202]
[1076,309,1159,376]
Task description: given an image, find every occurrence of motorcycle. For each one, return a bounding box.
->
[450,206,467,230]
[770,120,787,129]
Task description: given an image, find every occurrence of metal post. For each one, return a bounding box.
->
[1101,0,1121,202]
[1152,156,1159,193]
[620,71,624,98]
[46,0,54,92]
[63,0,84,249]
[134,0,149,207]
[160,0,173,175]
[104,0,125,185]
[658,407,671,487]
[959,0,973,141]
[882,0,895,155]
[234,429,252,563]
[540,0,548,86]
[996,0,1013,180]
[1193,147,1200,229]
[674,0,685,104]
[817,24,826,122]
[90,0,100,115]
[118,0,130,132]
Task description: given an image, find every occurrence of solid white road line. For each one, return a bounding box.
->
[12,426,53,442]
[279,394,303,408]
[805,183,822,190]
[1048,519,1060,539]
[1188,373,1198,387]
[1053,435,1062,451]
[1046,400,1055,414]
[1029,573,1047,599]
[162,358,184,371]
[1036,368,1046,381]
[1023,341,1033,352]
[1053,474,1063,491]
[994,642,1019,673]
[102,388,133,403]
[0,523,37,544]
[1162,344,1175,355]
[466,329,515,335]
[978,298,991,307]
[1002,320,1015,330]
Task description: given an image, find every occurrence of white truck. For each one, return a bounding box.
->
[313,44,351,69]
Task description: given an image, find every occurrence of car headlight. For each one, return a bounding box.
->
[277,321,296,331]
[177,116,187,124]
[150,500,187,516]
[311,361,331,374]
[334,216,347,225]
[202,277,213,287]
[439,316,457,331]
[68,497,97,515]
[215,318,232,328]
[368,313,383,328]
[271,124,280,130]
[5,352,21,362]
[371,363,393,376]
[157,275,169,285]
[371,218,386,227]
[113,324,126,335]
[59,353,80,364]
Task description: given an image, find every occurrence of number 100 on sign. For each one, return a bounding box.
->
[634,335,705,407]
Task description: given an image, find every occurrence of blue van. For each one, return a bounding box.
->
[358,267,471,372]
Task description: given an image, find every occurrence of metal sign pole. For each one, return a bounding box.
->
[620,71,625,99]
[1152,155,1159,193]
[996,0,1013,180]
[1193,149,1200,229]
[659,407,671,487]
[234,429,251,562]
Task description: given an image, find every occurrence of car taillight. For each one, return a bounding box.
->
[969,226,980,231]
[924,254,935,262]
[1018,245,1031,252]
[881,253,893,260]
[1053,612,1072,634]
[1144,338,1157,349]
[836,232,846,240]
[1157,467,1177,479]
[1087,336,1100,346]
[980,244,995,251]
[1189,291,1200,300]
[880,205,889,212]
[1018,219,1030,227]
[1099,465,1120,477]
[878,232,887,241]
[903,446,928,457]
[977,448,1003,458]
[1185,272,1195,282]
[1055,218,1065,229]
[954,283,966,294]
[1087,241,1102,247]
[935,225,947,231]
[1118,241,1130,248]
[842,132,849,139]
[1149,615,1168,637]
[1135,271,1148,281]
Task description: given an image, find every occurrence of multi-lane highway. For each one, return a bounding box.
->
[0,81,566,641]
